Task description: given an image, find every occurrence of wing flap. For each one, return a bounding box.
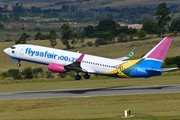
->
[65,52,86,72]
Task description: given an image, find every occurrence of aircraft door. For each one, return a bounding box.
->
[19,48,25,56]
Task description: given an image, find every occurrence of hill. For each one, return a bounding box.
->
[1,0,180,10]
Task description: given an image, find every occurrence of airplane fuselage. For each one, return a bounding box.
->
[4,44,125,78]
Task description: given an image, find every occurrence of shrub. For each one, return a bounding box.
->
[46,71,54,79]
[33,67,43,74]
[165,56,180,68]
[117,33,128,42]
[95,38,108,46]
[86,41,93,46]
[8,69,22,80]
[58,73,66,78]
[136,30,146,40]
[22,67,33,79]
[81,44,86,47]
[1,72,9,79]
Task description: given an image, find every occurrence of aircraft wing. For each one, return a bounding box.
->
[65,52,86,72]
[114,47,137,61]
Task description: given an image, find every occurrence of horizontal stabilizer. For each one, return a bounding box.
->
[161,67,179,72]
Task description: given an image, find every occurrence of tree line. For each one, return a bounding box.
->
[15,3,179,48]
[14,3,179,49]
[0,2,180,24]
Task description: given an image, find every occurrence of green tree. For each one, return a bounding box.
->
[136,30,146,40]
[156,2,171,37]
[15,33,30,44]
[61,5,69,12]
[96,19,117,36]
[34,32,42,40]
[49,30,57,48]
[61,24,72,49]
[71,32,85,48]
[102,31,115,43]
[3,4,8,11]
[169,20,180,32]
[84,25,94,38]
[12,3,24,13]
[142,20,158,34]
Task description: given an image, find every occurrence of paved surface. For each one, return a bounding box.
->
[0,84,180,100]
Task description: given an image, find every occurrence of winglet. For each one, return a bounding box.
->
[126,47,137,59]
[114,47,137,61]
[76,52,86,63]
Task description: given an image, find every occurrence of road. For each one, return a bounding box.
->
[0,84,180,100]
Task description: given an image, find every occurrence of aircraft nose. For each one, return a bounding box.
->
[4,48,9,54]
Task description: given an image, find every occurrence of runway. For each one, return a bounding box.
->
[0,84,180,100]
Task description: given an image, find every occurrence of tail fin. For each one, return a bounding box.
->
[140,37,173,69]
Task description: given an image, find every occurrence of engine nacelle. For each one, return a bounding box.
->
[48,63,65,73]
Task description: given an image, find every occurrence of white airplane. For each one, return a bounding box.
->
[4,37,178,80]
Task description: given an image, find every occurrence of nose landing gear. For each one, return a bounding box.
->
[17,63,21,67]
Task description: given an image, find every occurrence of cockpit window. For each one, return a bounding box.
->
[11,46,16,49]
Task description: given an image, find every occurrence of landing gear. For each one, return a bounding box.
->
[75,73,90,80]
[75,74,81,80]
[84,73,90,79]
[17,63,21,67]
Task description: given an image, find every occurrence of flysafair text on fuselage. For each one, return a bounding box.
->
[25,47,78,62]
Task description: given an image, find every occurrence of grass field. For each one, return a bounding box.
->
[0,74,180,92]
[0,93,180,120]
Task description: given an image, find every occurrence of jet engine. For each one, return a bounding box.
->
[48,63,65,73]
